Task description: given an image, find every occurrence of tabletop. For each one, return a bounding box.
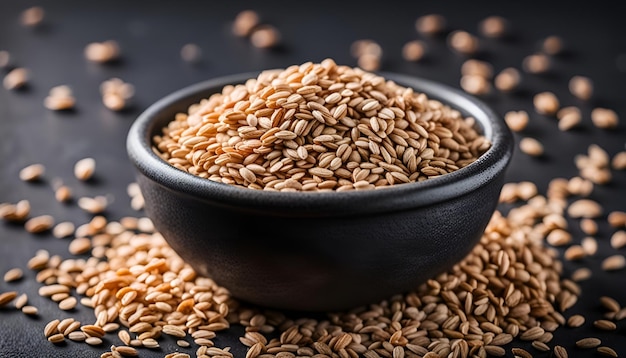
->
[1,1,625,357]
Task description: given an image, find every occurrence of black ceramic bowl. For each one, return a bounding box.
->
[127,71,513,312]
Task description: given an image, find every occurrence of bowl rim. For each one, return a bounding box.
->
[127,70,513,216]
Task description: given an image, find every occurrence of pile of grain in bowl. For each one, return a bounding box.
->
[153,59,491,191]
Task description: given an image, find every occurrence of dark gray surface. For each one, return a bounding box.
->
[1,1,625,357]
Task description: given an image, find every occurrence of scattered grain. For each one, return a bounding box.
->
[556,106,581,131]
[612,152,626,170]
[478,15,508,38]
[415,14,446,35]
[68,237,92,255]
[519,137,544,157]
[593,319,617,331]
[567,314,585,328]
[579,218,597,235]
[581,237,598,256]
[564,245,585,261]
[542,35,563,55]
[553,345,568,358]
[511,347,533,358]
[232,10,260,37]
[86,337,104,346]
[531,340,550,351]
[68,331,87,341]
[357,52,381,71]
[4,268,24,282]
[571,267,592,282]
[53,221,75,239]
[402,40,426,62]
[610,230,626,249]
[115,346,139,357]
[14,293,28,310]
[461,59,493,78]
[59,296,78,310]
[596,346,619,357]
[48,333,65,344]
[448,30,479,55]
[504,110,529,132]
[24,215,55,233]
[55,185,73,203]
[460,74,490,95]
[602,255,626,271]
[44,85,76,111]
[180,43,202,63]
[22,305,39,315]
[575,337,601,349]
[568,75,593,101]
[533,91,559,115]
[0,291,18,307]
[77,196,108,214]
[567,199,602,218]
[21,6,44,27]
[19,164,45,182]
[591,108,619,129]
[523,53,550,74]
[494,67,521,92]
[85,40,120,63]
[74,158,96,181]
[250,25,280,49]
[3,67,29,90]
[0,50,10,68]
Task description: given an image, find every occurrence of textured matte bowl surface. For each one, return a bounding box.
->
[127,71,513,312]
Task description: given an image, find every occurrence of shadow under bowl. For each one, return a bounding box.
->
[126,71,513,312]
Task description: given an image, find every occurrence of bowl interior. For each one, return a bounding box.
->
[127,71,513,217]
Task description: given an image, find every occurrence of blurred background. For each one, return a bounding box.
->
[1,1,625,357]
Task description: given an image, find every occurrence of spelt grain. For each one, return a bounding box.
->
[25,215,55,233]
[591,108,619,129]
[519,137,543,157]
[415,14,446,35]
[602,255,626,271]
[3,67,28,90]
[19,164,45,182]
[478,16,508,38]
[596,346,618,357]
[22,305,38,315]
[4,268,23,282]
[576,337,601,349]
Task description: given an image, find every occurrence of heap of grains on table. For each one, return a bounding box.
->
[153,59,491,192]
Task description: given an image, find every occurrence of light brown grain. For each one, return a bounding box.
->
[19,164,45,182]
[494,67,521,92]
[593,319,617,331]
[478,15,508,38]
[85,40,120,63]
[533,91,559,115]
[519,137,544,157]
[602,255,626,271]
[448,30,479,55]
[591,108,619,129]
[523,54,550,74]
[4,268,23,282]
[553,345,568,358]
[402,40,426,62]
[576,337,601,349]
[610,230,626,249]
[568,75,593,100]
[415,14,446,35]
[3,67,28,90]
[25,215,55,233]
[596,346,618,357]
[232,10,260,37]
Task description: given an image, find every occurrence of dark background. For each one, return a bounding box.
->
[1,1,625,357]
